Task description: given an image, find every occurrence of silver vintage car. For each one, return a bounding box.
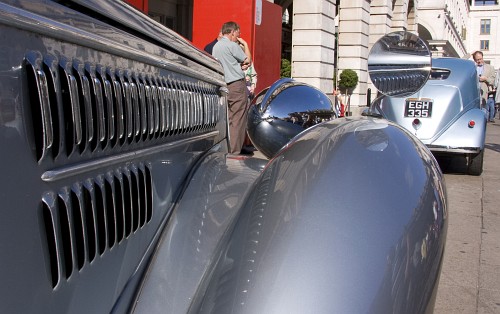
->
[369,57,487,175]
[0,1,446,313]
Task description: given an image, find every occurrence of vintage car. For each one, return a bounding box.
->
[0,1,447,313]
[368,57,487,175]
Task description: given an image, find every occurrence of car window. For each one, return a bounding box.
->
[429,68,450,80]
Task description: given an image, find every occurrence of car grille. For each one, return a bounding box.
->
[24,49,221,290]
[41,162,153,288]
[25,51,221,163]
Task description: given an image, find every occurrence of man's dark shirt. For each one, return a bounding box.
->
[204,38,218,55]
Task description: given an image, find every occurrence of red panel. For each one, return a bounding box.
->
[253,1,281,93]
[125,0,148,13]
[192,0,281,93]
[192,0,255,51]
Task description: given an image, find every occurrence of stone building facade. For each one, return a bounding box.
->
[281,0,472,110]
[467,1,500,66]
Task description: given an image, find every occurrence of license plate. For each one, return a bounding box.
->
[405,98,433,118]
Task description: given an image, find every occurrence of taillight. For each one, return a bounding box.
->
[468,120,475,128]
[412,118,421,130]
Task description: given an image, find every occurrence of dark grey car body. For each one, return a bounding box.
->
[0,1,447,313]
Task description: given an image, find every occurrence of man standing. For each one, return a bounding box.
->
[212,21,252,154]
[472,51,496,122]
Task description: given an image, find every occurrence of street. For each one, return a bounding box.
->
[434,121,500,313]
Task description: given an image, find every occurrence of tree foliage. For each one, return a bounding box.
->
[338,69,358,94]
[280,58,291,78]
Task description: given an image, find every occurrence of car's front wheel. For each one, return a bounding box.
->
[467,150,484,176]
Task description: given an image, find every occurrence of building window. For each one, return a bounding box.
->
[474,0,498,5]
[149,12,175,30]
[480,40,490,50]
[480,19,491,34]
[282,8,290,25]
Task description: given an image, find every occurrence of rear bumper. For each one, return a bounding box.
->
[426,145,481,154]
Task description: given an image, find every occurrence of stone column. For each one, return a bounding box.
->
[407,5,417,33]
[337,0,371,110]
[369,0,393,46]
[291,0,336,95]
[367,0,393,104]
[391,0,409,31]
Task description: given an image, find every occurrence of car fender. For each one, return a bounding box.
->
[192,118,448,313]
[131,117,447,314]
[425,108,486,152]
[131,153,267,313]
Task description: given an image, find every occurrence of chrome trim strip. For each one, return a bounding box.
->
[37,68,53,158]
[91,75,106,143]
[122,80,133,139]
[428,146,481,154]
[146,84,154,135]
[159,85,167,133]
[167,87,174,132]
[80,73,93,147]
[151,84,160,134]
[101,69,115,142]
[69,72,83,146]
[41,131,220,182]
[112,77,124,141]
[138,81,147,136]
[130,81,141,138]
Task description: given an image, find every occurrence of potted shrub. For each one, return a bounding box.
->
[338,69,358,116]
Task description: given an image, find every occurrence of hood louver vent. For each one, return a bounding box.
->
[25,52,221,163]
[41,163,153,288]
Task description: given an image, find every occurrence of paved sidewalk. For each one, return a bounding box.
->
[434,121,500,313]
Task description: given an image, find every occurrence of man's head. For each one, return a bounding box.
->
[472,51,484,66]
[221,21,240,42]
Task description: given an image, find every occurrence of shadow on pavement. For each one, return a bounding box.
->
[484,142,500,153]
[435,155,468,175]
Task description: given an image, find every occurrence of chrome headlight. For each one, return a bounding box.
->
[247,78,336,158]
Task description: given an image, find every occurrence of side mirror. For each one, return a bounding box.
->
[368,31,431,97]
[247,78,336,159]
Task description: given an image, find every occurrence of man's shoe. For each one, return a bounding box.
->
[239,147,255,155]
[240,145,257,154]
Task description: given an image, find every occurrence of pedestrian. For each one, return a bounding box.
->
[333,89,344,117]
[237,40,258,99]
[472,51,496,122]
[245,63,257,100]
[494,68,500,119]
[242,56,258,154]
[212,21,252,154]
[204,31,222,55]
[486,66,498,122]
